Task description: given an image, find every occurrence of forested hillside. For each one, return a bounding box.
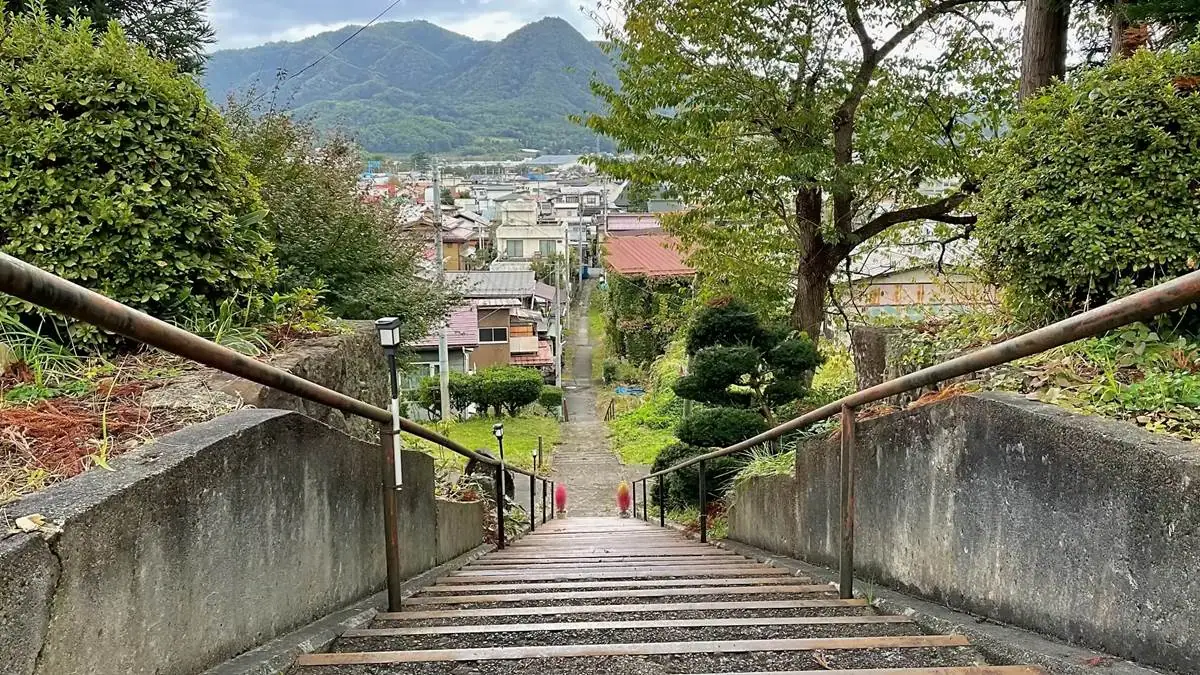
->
[203,17,617,154]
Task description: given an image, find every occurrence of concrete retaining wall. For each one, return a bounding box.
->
[0,409,485,675]
[727,392,1200,674]
[436,499,486,564]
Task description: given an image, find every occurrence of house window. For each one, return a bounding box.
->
[583,194,599,205]
[479,327,509,343]
[539,239,557,257]
[505,240,524,258]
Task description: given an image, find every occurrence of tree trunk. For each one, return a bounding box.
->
[1110,4,1130,60]
[788,189,830,341]
[1019,0,1070,100]
[790,257,834,342]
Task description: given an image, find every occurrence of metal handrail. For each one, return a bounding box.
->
[0,251,560,612]
[644,268,1200,480]
[0,252,537,478]
[628,268,1200,596]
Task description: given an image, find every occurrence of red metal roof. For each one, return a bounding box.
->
[509,340,554,366]
[603,234,694,278]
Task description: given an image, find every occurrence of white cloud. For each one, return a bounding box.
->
[435,11,527,41]
[215,20,369,50]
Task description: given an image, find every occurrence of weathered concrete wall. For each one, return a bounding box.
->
[726,474,798,557]
[727,392,1200,674]
[210,321,387,440]
[436,498,486,564]
[0,409,484,675]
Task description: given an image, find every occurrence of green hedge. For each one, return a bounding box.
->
[0,13,272,341]
[977,46,1200,326]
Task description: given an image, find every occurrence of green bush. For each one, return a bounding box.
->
[650,441,746,509]
[676,406,768,448]
[478,366,545,416]
[603,359,620,384]
[538,386,563,410]
[416,372,480,419]
[976,46,1200,325]
[225,104,451,340]
[0,13,273,341]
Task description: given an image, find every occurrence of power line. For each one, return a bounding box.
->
[248,0,406,107]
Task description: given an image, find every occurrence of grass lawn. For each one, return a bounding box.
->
[610,417,676,466]
[413,415,561,473]
[589,288,607,383]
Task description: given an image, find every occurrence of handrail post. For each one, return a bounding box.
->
[658,477,665,527]
[631,479,637,518]
[378,424,404,611]
[839,404,857,599]
[495,464,506,549]
[541,478,547,524]
[698,460,708,543]
[642,479,648,520]
[529,472,536,532]
[549,481,555,520]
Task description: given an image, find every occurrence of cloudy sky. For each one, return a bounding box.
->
[207,0,616,50]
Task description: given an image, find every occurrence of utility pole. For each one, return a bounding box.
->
[433,162,451,422]
[554,250,563,388]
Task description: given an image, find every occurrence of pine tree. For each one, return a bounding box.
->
[5,0,214,73]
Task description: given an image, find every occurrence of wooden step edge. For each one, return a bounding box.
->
[406,584,836,605]
[344,614,913,637]
[295,635,971,665]
[681,662,1046,667]
[377,598,869,620]
[420,577,810,592]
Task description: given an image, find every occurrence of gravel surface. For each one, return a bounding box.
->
[378,605,873,629]
[334,621,927,651]
[293,647,985,674]
[402,591,840,611]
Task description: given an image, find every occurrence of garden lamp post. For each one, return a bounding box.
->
[493,423,506,547]
[375,317,403,488]
[374,316,404,610]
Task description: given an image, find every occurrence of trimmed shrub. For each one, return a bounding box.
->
[416,372,480,419]
[685,299,769,355]
[0,13,272,341]
[539,386,563,410]
[976,46,1200,325]
[675,406,768,448]
[650,441,746,509]
[478,366,544,416]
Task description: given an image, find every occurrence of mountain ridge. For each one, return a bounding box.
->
[203,17,617,155]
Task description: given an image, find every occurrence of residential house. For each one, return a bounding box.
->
[495,224,567,261]
[851,267,995,318]
[603,234,695,280]
[444,271,560,378]
[604,213,662,238]
[402,305,479,398]
[398,206,491,272]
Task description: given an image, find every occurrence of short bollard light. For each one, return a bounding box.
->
[375,316,403,488]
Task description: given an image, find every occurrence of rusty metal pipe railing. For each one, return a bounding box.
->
[0,253,539,478]
[644,268,1200,480]
[0,252,559,611]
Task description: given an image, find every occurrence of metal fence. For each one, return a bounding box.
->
[626,268,1200,598]
[0,252,557,611]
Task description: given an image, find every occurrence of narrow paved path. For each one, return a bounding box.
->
[296,518,1043,674]
[552,281,634,517]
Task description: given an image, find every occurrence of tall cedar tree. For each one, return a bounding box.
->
[582,0,1014,337]
[6,0,214,73]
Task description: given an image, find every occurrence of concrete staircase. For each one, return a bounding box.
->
[292,518,1045,674]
